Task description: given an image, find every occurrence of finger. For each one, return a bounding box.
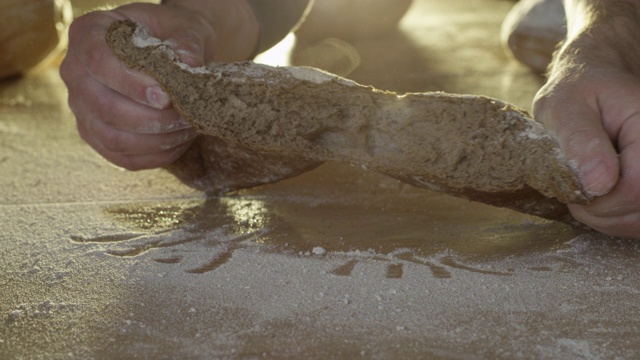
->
[599,74,640,155]
[573,141,640,215]
[533,81,620,197]
[569,204,640,238]
[77,117,197,170]
[67,11,172,110]
[83,112,198,156]
[68,78,199,156]
[66,61,199,156]
[567,116,640,238]
[558,76,640,238]
[65,61,190,134]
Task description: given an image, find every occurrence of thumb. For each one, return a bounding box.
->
[533,85,620,198]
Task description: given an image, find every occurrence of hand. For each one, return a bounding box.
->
[533,1,640,238]
[60,1,259,170]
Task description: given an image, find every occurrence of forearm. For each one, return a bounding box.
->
[161,0,311,58]
[556,0,640,72]
[246,0,312,54]
[563,0,640,37]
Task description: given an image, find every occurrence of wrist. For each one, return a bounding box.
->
[564,0,640,38]
[555,0,640,71]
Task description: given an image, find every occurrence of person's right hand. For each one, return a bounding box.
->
[532,0,640,239]
[60,1,259,170]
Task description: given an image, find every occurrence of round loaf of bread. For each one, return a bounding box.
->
[0,0,73,79]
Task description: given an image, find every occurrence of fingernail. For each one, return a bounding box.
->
[580,157,614,196]
[146,86,170,109]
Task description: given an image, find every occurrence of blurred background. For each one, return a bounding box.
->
[0,0,155,80]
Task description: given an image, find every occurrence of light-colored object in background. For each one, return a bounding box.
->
[291,37,361,77]
[295,0,414,43]
[0,0,73,80]
[291,0,412,77]
[106,20,591,225]
[501,0,566,74]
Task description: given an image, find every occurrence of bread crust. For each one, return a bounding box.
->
[106,20,590,225]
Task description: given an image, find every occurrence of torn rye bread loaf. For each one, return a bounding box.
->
[105,20,591,224]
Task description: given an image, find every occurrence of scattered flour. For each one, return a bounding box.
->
[312,246,327,256]
[176,62,210,75]
[519,123,549,140]
[6,300,79,322]
[132,24,210,75]
[285,66,357,87]
[131,26,164,48]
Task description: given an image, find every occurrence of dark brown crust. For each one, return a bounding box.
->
[106,20,591,226]
[166,136,321,194]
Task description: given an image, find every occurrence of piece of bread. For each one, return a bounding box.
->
[106,20,590,224]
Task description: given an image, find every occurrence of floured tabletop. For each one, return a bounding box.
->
[1,0,638,359]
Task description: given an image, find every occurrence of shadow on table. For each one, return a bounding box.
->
[69,162,594,280]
